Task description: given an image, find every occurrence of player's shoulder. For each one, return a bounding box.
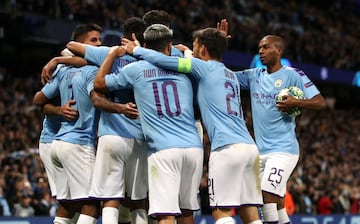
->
[131,59,153,68]
[240,67,264,75]
[121,59,151,74]
[282,66,307,77]
[118,54,138,64]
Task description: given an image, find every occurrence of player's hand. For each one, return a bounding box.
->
[121,33,140,54]
[174,44,193,58]
[41,58,58,84]
[217,19,231,39]
[60,100,79,121]
[61,48,75,56]
[276,95,300,112]
[108,46,126,57]
[174,44,190,52]
[117,102,139,119]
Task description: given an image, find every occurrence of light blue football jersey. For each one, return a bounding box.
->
[42,64,99,147]
[170,46,183,57]
[85,46,144,140]
[105,59,202,152]
[236,66,320,155]
[132,47,255,151]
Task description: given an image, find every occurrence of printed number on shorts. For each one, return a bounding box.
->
[268,167,284,185]
[208,178,215,199]
[225,81,243,118]
[152,81,181,118]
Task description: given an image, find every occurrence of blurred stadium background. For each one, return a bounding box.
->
[0,0,359,223]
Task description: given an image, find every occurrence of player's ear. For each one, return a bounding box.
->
[201,45,206,56]
[167,42,172,55]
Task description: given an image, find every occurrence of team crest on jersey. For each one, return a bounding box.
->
[274,79,283,87]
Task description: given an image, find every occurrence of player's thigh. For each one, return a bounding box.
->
[50,140,70,200]
[90,135,134,199]
[94,135,133,180]
[240,144,262,206]
[56,141,96,199]
[179,148,203,210]
[208,144,261,207]
[147,148,185,216]
[125,139,148,200]
[260,153,299,197]
[39,142,57,196]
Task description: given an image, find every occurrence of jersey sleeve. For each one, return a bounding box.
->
[105,68,133,92]
[133,47,206,80]
[85,46,110,66]
[291,68,320,99]
[170,46,184,57]
[235,69,251,89]
[42,75,60,99]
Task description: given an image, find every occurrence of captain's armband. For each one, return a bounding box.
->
[178,58,192,73]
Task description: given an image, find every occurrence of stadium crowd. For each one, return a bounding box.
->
[1,0,360,71]
[0,0,360,218]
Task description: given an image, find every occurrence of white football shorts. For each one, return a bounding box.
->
[259,152,299,197]
[39,142,57,196]
[208,143,263,208]
[89,135,148,200]
[51,140,96,200]
[147,147,203,217]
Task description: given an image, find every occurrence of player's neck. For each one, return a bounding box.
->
[266,63,282,74]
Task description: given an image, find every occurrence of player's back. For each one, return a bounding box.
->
[85,45,144,140]
[120,60,202,152]
[192,60,255,150]
[54,64,99,147]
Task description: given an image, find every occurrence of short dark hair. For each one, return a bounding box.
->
[193,28,228,59]
[72,24,102,42]
[142,10,171,28]
[144,24,173,51]
[123,17,146,47]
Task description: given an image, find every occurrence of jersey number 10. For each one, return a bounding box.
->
[152,81,182,118]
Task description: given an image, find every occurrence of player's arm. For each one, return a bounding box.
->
[33,91,78,121]
[66,41,88,56]
[235,70,251,89]
[125,44,193,74]
[277,93,326,111]
[43,101,78,121]
[41,56,88,84]
[94,46,126,93]
[90,91,139,119]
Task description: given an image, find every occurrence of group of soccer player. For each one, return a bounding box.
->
[33,8,327,224]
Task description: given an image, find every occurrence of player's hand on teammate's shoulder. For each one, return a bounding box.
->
[174,44,190,52]
[108,46,126,57]
[174,44,193,58]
